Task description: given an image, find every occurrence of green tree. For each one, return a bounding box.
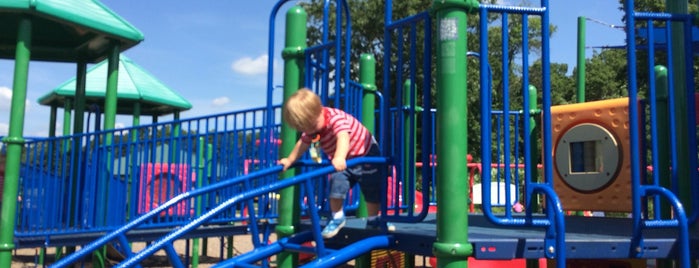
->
[528,60,576,105]
[578,49,628,101]
[300,1,558,162]
[625,0,698,13]
[578,0,699,102]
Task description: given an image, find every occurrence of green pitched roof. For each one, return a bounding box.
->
[38,55,192,116]
[0,0,144,62]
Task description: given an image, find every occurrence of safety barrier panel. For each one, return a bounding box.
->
[13,105,281,246]
[623,2,695,266]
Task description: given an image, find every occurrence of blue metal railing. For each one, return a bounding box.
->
[625,2,695,266]
[478,2,566,265]
[14,105,282,244]
[382,9,433,222]
[399,108,526,212]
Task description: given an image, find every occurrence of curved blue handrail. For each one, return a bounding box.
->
[51,156,389,268]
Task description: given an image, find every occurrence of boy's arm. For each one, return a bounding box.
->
[331,131,350,171]
[288,139,311,162]
[280,139,310,171]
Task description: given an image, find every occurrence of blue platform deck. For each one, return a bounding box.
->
[319,214,696,260]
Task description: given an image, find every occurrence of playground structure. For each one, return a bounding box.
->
[0,0,698,268]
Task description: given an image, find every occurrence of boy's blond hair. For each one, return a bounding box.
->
[283,88,323,131]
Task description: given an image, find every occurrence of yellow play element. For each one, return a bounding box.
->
[550,98,632,212]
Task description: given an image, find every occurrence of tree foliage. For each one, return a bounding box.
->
[300,0,561,159]
[580,49,628,101]
[298,0,697,162]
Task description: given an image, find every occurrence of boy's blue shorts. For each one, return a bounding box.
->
[328,143,382,203]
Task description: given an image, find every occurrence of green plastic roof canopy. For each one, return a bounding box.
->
[38,55,192,116]
[0,0,144,62]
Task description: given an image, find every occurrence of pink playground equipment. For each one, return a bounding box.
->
[138,163,196,216]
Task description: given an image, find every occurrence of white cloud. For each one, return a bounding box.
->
[0,86,31,112]
[0,87,31,136]
[0,86,11,111]
[231,55,268,75]
[212,96,230,106]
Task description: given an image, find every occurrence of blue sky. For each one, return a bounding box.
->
[0,0,626,137]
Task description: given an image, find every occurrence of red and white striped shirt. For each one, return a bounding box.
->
[301,107,372,159]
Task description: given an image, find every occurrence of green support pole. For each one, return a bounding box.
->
[98,45,120,226]
[191,138,206,268]
[171,112,181,163]
[277,6,306,268]
[132,103,141,132]
[665,9,698,265]
[575,16,585,231]
[654,66,673,268]
[124,102,141,223]
[49,106,57,137]
[62,99,72,137]
[576,16,586,103]
[573,22,585,216]
[654,65,671,218]
[227,236,234,258]
[354,53,376,268]
[0,17,31,267]
[525,85,540,268]
[573,18,586,217]
[360,54,377,133]
[104,45,120,133]
[201,143,213,257]
[39,248,45,266]
[45,102,57,265]
[73,62,87,135]
[667,0,692,226]
[173,112,182,157]
[67,61,88,255]
[357,53,377,219]
[528,85,539,211]
[90,43,121,266]
[431,1,476,267]
[402,79,413,209]
[403,79,418,268]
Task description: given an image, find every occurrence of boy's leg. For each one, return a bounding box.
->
[328,170,351,217]
[330,198,345,217]
[323,170,352,239]
[365,201,395,231]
